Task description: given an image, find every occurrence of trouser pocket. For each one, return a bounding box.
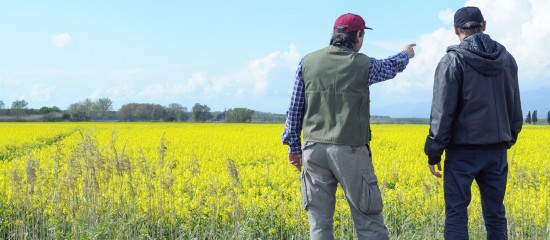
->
[359,173,383,214]
[301,141,317,151]
[300,170,312,210]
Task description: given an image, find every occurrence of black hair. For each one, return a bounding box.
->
[329,28,363,49]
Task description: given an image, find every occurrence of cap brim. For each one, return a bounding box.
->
[365,27,373,30]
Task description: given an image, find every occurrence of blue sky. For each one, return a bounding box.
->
[1,0,549,117]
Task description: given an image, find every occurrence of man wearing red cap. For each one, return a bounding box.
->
[282,13,416,239]
[425,6,522,240]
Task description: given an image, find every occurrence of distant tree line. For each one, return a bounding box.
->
[3,98,548,124]
[0,98,270,123]
[0,99,64,121]
[525,110,550,125]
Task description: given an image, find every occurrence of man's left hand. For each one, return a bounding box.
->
[288,154,302,171]
[429,163,442,178]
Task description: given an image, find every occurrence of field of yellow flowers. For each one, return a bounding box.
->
[0,122,548,239]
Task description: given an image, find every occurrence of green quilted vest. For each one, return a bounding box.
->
[302,45,371,145]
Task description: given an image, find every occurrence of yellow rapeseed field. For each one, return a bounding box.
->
[0,122,548,239]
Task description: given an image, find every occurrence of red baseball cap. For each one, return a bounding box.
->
[333,13,373,32]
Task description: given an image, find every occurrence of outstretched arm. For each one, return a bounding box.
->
[367,44,416,86]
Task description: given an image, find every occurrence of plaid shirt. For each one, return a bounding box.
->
[282,51,409,154]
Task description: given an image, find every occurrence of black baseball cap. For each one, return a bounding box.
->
[454,6,484,29]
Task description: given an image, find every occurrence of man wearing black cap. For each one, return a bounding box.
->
[282,13,415,239]
[424,6,522,240]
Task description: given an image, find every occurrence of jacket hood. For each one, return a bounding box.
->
[447,33,506,76]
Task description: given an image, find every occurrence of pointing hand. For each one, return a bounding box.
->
[403,43,416,59]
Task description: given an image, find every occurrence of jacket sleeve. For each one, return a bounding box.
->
[509,58,523,148]
[424,53,461,165]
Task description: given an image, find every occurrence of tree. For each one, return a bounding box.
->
[118,103,166,121]
[118,103,138,121]
[68,98,94,121]
[548,110,550,125]
[165,103,188,122]
[180,106,189,121]
[525,111,531,124]
[11,100,28,117]
[532,110,538,124]
[94,98,113,120]
[225,108,254,122]
[0,100,4,109]
[38,106,61,114]
[192,103,212,122]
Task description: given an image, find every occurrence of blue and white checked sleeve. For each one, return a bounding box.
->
[282,60,305,154]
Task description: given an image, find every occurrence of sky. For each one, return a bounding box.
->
[1,0,549,117]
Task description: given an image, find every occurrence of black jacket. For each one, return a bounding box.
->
[424,33,523,165]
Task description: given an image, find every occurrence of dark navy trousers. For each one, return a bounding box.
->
[443,148,508,240]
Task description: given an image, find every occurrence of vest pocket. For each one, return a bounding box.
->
[300,170,312,210]
[359,173,383,214]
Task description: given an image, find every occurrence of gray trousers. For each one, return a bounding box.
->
[301,142,389,240]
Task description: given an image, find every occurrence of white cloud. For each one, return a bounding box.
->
[378,0,550,104]
[462,0,550,86]
[438,8,455,25]
[90,85,135,99]
[51,33,72,48]
[378,27,456,98]
[232,43,300,94]
[180,72,207,93]
[133,72,207,99]
[136,84,166,99]
[370,40,407,53]
[459,0,550,84]
[133,44,301,100]
[26,84,56,101]
[370,0,550,117]
[0,77,13,85]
